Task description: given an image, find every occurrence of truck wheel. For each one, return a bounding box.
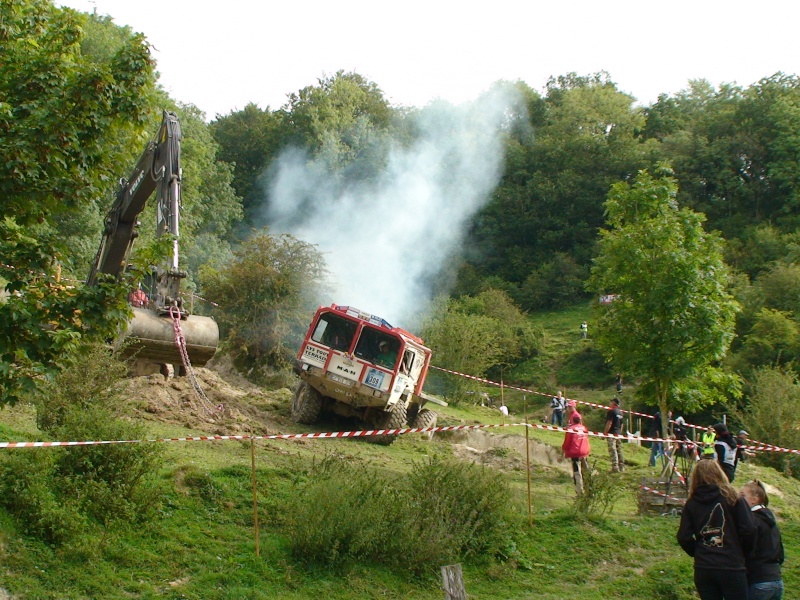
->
[412,409,437,440]
[291,381,323,424]
[406,403,419,426]
[369,402,407,446]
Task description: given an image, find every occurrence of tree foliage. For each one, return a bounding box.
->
[199,231,327,379]
[0,1,159,405]
[588,169,739,432]
[421,291,542,401]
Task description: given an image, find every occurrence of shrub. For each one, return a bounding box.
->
[0,344,165,543]
[285,455,514,574]
[573,462,623,518]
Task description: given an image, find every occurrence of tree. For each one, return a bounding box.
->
[420,291,542,402]
[738,367,800,476]
[588,169,739,437]
[0,1,157,405]
[198,231,327,380]
[210,103,285,222]
[468,73,654,284]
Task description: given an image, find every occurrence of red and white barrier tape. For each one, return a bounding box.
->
[0,422,519,449]
[430,365,660,420]
[429,365,800,457]
[640,485,686,505]
[2,420,797,456]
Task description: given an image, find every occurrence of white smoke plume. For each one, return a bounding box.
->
[263,86,524,329]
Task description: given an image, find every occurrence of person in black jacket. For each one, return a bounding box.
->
[677,459,756,600]
[741,480,784,599]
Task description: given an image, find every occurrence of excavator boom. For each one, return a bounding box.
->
[88,111,218,371]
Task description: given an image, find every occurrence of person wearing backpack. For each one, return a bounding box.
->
[550,391,565,427]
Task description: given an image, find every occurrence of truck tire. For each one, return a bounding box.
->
[369,402,407,446]
[412,408,437,440]
[291,381,323,424]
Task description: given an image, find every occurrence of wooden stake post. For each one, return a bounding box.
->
[441,564,467,600]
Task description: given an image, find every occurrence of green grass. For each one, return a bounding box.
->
[0,304,797,599]
[0,397,798,599]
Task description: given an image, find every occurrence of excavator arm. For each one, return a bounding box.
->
[88,110,181,286]
[88,110,218,371]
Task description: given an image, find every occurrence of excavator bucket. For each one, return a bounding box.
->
[119,307,219,369]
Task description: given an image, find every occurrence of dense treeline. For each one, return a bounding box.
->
[4,1,800,447]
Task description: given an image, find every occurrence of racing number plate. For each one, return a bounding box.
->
[364,368,385,389]
[328,373,353,386]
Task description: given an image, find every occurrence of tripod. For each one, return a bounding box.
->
[658,439,696,515]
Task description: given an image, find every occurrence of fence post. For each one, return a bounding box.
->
[441,564,467,600]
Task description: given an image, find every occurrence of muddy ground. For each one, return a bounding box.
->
[122,360,572,474]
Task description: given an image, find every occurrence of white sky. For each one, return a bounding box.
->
[57,0,799,120]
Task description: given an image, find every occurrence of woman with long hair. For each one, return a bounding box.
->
[741,480,784,599]
[677,459,756,599]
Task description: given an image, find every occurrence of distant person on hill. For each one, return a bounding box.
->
[713,423,740,483]
[562,413,591,495]
[550,391,565,427]
[580,321,588,339]
[741,480,784,600]
[677,459,755,600]
[735,430,754,463]
[615,373,623,394]
[604,397,625,472]
[498,403,509,418]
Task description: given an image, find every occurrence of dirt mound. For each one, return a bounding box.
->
[123,366,294,436]
[122,364,569,473]
[442,428,569,473]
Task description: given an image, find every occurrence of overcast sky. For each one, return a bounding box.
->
[57,0,799,120]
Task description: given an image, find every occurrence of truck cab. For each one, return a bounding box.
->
[293,304,443,441]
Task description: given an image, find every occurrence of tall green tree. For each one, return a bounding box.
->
[588,169,739,436]
[0,0,156,404]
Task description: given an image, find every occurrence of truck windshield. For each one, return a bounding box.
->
[311,313,357,352]
[355,327,399,369]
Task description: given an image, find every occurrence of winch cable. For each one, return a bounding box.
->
[170,306,222,416]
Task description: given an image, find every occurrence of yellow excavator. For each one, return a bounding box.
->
[87,110,218,374]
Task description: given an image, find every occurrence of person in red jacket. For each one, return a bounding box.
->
[562,413,591,495]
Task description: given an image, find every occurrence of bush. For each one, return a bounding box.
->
[0,345,165,543]
[285,455,514,574]
[573,462,624,518]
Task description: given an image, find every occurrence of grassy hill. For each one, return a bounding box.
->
[0,306,796,599]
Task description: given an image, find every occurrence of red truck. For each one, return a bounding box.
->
[293,304,445,443]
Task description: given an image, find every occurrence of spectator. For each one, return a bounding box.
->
[498,403,509,417]
[713,423,740,483]
[677,459,756,600]
[580,321,588,339]
[674,416,696,459]
[562,414,591,495]
[702,426,717,459]
[550,391,566,427]
[649,410,672,467]
[615,373,623,394]
[741,480,784,600]
[735,430,755,463]
[604,397,625,472]
[565,400,581,424]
